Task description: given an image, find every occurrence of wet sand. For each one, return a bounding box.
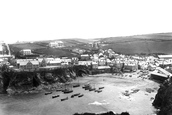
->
[0,71,159,115]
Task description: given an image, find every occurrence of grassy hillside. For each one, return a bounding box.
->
[9,32,172,56]
[99,33,172,55]
[33,48,77,57]
[34,38,92,47]
[9,39,90,57]
[9,43,46,56]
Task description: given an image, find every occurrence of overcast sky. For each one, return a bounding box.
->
[0,0,172,43]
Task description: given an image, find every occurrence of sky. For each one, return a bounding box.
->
[0,0,172,43]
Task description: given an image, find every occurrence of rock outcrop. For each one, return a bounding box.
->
[153,78,172,115]
[0,65,89,94]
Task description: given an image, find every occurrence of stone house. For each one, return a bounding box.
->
[18,60,39,70]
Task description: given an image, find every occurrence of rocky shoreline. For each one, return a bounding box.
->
[1,64,172,115]
[0,65,89,94]
[152,77,172,115]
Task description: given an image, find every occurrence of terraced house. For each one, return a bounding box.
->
[17,60,40,70]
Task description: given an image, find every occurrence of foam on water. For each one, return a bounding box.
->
[88,100,109,106]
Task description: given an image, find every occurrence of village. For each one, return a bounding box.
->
[0,40,172,81]
[0,40,172,115]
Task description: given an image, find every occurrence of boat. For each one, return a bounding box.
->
[84,87,90,90]
[71,93,80,98]
[96,90,102,93]
[73,79,80,88]
[82,84,91,90]
[78,94,84,97]
[99,87,104,89]
[95,89,99,92]
[45,92,52,95]
[71,95,75,98]
[63,89,73,94]
[61,97,68,101]
[89,88,96,91]
[52,95,60,98]
[62,83,73,94]
[56,89,63,92]
[73,84,80,88]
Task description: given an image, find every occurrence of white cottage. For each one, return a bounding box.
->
[49,41,64,48]
[20,49,32,55]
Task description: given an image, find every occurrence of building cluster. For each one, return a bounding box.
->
[9,57,76,71]
[2,47,172,72]
[1,39,172,73]
[20,49,32,55]
[72,48,86,54]
[78,49,172,72]
[49,41,64,48]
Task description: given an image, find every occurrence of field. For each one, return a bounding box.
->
[33,48,78,57]
[8,38,92,57]
[99,33,172,55]
[9,32,172,56]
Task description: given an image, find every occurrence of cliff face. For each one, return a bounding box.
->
[153,79,172,115]
[0,65,89,94]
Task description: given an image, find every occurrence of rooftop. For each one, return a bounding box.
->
[158,55,172,59]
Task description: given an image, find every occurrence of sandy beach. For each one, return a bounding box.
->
[0,71,159,115]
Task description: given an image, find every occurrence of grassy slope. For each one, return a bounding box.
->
[9,32,172,56]
[9,43,46,56]
[99,33,172,54]
[9,39,90,57]
[33,48,77,57]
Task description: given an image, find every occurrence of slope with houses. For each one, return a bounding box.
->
[1,36,172,82]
